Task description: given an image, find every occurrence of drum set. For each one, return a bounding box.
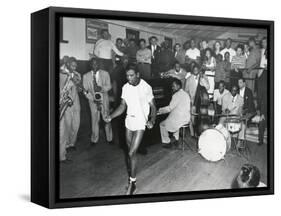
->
[198,114,246,162]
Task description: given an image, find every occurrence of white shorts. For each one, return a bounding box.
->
[125,115,146,131]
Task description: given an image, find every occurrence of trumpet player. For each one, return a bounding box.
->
[60,57,81,163]
[83,58,113,145]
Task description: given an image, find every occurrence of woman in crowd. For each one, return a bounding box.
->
[230,44,246,88]
[213,41,222,58]
[202,48,216,98]
[223,52,231,89]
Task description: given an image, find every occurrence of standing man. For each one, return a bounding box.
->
[60,57,81,162]
[257,37,267,145]
[220,38,236,61]
[114,38,126,66]
[136,39,152,80]
[244,37,261,93]
[158,40,175,74]
[148,36,161,77]
[105,65,157,195]
[237,78,256,147]
[185,39,201,64]
[184,64,209,136]
[93,29,124,75]
[83,58,113,146]
[174,43,186,67]
[125,39,139,65]
[158,79,191,149]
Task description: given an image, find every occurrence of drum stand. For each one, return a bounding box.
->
[229,130,251,161]
[179,124,196,152]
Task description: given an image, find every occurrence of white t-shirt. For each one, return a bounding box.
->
[121,79,154,130]
[213,89,230,105]
[185,48,200,60]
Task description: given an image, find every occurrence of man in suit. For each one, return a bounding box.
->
[184,64,209,105]
[60,57,81,163]
[222,85,244,115]
[238,77,256,115]
[184,64,209,136]
[238,78,256,146]
[83,58,113,145]
[147,36,161,77]
[158,79,191,149]
[244,37,261,93]
[257,37,267,146]
[174,43,186,68]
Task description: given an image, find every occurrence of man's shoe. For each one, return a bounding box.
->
[162,143,173,149]
[91,142,98,147]
[126,181,136,195]
[108,141,114,145]
[67,146,76,152]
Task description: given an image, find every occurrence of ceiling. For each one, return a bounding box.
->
[134,21,267,41]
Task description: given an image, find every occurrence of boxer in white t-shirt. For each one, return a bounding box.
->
[105,65,157,195]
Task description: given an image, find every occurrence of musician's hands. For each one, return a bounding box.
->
[225,109,230,114]
[95,86,102,92]
[146,120,154,129]
[85,92,94,101]
[104,115,112,123]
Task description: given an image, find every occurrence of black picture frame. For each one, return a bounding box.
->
[31,6,274,209]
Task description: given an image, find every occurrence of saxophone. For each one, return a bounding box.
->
[92,73,103,111]
[60,76,73,121]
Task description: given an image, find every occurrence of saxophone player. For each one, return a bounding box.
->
[60,57,81,163]
[83,58,113,146]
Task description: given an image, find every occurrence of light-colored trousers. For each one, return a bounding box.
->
[89,101,112,143]
[60,108,80,161]
[160,120,179,144]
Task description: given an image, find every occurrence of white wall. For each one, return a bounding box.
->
[60,18,188,60]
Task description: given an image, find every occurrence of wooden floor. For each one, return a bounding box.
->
[60,127,267,198]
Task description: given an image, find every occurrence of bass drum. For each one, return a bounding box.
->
[198,129,227,162]
[215,123,231,152]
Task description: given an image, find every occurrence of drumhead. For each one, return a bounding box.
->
[198,129,226,162]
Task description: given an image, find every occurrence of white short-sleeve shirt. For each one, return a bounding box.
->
[213,89,230,105]
[121,79,154,130]
[185,48,200,60]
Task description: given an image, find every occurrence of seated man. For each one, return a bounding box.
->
[161,61,188,86]
[221,85,244,147]
[213,80,230,115]
[158,78,191,149]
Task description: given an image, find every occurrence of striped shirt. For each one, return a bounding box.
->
[231,55,246,70]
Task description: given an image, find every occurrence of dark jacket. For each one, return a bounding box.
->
[239,87,255,114]
[147,44,161,62]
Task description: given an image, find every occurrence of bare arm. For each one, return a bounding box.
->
[148,99,157,125]
[109,99,127,120]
